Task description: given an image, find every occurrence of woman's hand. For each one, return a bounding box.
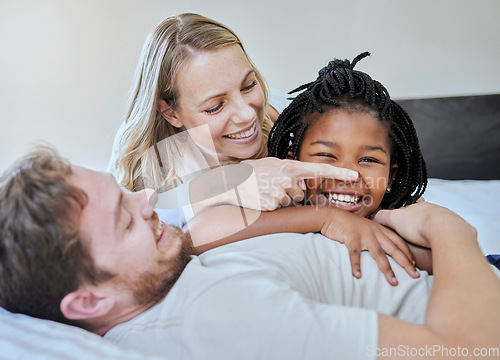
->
[320,209,420,285]
[245,158,359,211]
[190,158,359,213]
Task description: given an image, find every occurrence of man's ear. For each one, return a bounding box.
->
[157,99,183,128]
[60,287,115,321]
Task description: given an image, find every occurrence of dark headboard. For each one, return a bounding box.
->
[397,94,500,180]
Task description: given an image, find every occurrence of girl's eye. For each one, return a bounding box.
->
[205,103,223,114]
[360,157,381,164]
[242,80,258,92]
[315,153,337,159]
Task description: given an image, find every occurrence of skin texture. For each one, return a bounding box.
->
[297,109,398,218]
[159,44,266,162]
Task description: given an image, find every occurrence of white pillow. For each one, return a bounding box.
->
[0,307,165,360]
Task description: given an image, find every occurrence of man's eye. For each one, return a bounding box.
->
[242,80,258,92]
[127,215,134,230]
[205,103,223,114]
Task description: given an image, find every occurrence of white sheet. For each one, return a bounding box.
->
[424,179,500,255]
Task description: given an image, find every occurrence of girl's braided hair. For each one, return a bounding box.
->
[268,52,427,208]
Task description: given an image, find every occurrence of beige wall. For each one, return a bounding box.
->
[1,0,499,171]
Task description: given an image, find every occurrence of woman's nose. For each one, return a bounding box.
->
[231,95,254,124]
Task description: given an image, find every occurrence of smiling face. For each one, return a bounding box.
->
[70,167,191,307]
[163,44,265,161]
[297,109,398,218]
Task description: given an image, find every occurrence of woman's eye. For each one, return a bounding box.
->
[242,80,258,92]
[205,103,223,114]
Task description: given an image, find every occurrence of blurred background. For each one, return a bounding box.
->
[1,0,499,171]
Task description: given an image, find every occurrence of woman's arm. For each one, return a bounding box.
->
[374,202,500,358]
[186,204,418,285]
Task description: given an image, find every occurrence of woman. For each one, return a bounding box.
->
[110,13,297,191]
[108,13,418,284]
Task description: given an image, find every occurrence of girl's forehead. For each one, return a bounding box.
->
[303,109,392,145]
[310,108,382,129]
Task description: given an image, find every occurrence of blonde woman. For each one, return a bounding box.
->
[108,13,419,284]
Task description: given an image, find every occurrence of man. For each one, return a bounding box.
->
[1,146,499,359]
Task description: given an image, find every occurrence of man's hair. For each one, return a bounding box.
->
[268,52,427,209]
[0,145,112,328]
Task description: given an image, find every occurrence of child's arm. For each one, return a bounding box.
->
[186,204,418,285]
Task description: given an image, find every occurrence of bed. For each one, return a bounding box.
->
[1,94,499,359]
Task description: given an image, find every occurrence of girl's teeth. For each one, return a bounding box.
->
[327,193,360,205]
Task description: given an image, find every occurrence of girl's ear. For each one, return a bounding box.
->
[388,164,399,189]
[60,287,115,321]
[286,151,295,160]
[157,99,183,128]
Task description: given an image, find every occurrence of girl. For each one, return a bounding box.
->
[268,51,427,215]
[267,52,431,271]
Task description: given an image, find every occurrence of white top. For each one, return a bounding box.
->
[105,232,433,360]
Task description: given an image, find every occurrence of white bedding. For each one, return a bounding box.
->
[424,179,500,255]
[1,179,499,359]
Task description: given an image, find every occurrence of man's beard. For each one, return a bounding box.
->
[127,226,193,306]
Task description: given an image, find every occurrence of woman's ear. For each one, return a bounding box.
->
[157,99,183,128]
[60,287,115,321]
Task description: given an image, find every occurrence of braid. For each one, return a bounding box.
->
[382,101,427,208]
[268,52,427,209]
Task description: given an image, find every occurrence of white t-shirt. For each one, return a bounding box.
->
[105,232,433,360]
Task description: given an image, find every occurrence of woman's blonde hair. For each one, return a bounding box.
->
[112,13,273,192]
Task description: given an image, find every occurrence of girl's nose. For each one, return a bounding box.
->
[334,161,359,184]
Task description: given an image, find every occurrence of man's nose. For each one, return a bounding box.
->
[138,188,158,218]
[144,188,158,206]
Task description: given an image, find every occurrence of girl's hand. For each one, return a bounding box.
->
[320,209,420,285]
